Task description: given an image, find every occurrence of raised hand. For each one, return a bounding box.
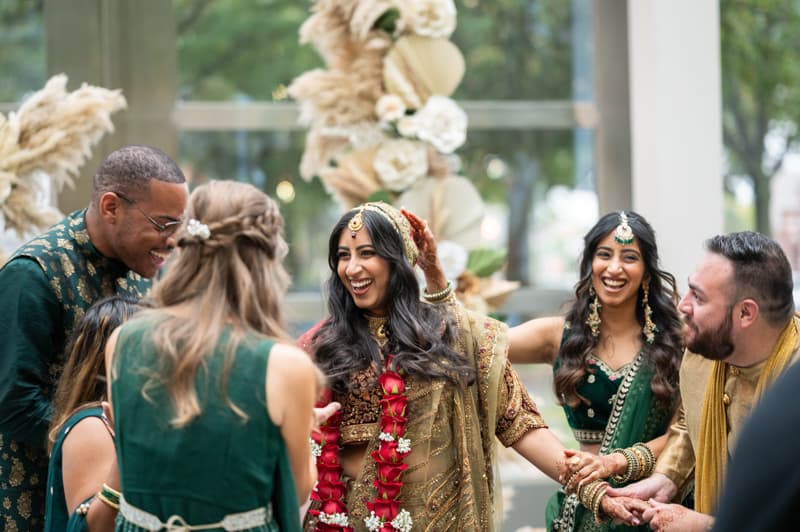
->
[400,207,447,292]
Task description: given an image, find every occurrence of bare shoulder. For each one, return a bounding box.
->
[267,342,318,382]
[62,416,114,457]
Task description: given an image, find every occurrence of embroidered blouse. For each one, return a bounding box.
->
[554,325,635,444]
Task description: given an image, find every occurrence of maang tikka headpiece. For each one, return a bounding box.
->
[614,211,635,245]
[348,205,366,237]
[346,202,419,265]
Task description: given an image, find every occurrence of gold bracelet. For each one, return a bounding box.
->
[422,281,453,302]
[633,443,655,478]
[101,483,121,500]
[96,490,120,510]
[592,482,609,524]
[578,479,604,509]
[610,448,636,484]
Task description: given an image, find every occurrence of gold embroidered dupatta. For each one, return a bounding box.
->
[306,307,507,532]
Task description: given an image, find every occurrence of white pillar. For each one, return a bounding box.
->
[627,0,724,292]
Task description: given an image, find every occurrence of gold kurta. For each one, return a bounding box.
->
[303,306,546,531]
[655,315,800,497]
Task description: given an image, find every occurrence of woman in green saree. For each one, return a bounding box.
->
[508,211,684,531]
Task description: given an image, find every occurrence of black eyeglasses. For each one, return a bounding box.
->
[115,192,183,235]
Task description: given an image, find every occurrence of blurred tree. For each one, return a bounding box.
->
[455,0,574,283]
[721,0,800,235]
[174,0,332,289]
[0,0,45,101]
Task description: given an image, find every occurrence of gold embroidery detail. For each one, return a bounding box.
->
[16,491,31,519]
[9,458,24,487]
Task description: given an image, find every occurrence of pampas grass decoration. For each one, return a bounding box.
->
[0,74,126,236]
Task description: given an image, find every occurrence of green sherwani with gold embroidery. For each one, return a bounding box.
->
[0,210,150,530]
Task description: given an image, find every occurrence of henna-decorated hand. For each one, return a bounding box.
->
[600,494,649,526]
[559,449,625,492]
[400,207,447,291]
[642,500,713,532]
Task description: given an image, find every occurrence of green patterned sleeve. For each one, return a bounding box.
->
[0,258,63,446]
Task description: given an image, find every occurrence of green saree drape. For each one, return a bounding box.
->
[546,351,676,531]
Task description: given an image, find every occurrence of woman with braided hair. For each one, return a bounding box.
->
[508,210,684,531]
[105,180,331,531]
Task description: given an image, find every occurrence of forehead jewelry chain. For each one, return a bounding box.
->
[348,207,366,238]
[614,212,635,245]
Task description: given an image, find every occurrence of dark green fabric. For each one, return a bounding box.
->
[547,356,673,531]
[111,316,299,531]
[548,326,677,531]
[0,210,150,530]
[45,407,104,532]
[555,355,626,433]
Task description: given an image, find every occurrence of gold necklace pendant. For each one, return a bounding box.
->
[366,315,389,347]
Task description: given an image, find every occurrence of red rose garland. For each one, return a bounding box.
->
[310,355,412,532]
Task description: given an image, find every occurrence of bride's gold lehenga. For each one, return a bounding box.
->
[301,305,548,532]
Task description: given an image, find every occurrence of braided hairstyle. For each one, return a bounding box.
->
[141,180,291,427]
[553,211,683,408]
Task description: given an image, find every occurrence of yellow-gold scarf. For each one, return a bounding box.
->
[695,314,799,514]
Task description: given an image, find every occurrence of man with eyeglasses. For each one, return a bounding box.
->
[0,144,188,529]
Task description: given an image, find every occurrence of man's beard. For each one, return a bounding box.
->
[686,308,735,360]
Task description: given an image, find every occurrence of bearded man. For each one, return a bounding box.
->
[606,231,800,531]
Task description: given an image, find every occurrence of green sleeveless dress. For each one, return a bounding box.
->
[45,406,108,532]
[111,317,300,531]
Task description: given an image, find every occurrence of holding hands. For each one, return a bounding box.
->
[559,448,626,491]
[558,450,703,528]
[641,500,713,532]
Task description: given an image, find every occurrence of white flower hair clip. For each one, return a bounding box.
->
[186,219,211,240]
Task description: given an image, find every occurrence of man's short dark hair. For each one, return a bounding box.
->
[706,231,794,326]
[92,144,185,203]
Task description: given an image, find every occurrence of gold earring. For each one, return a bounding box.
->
[642,279,657,344]
[587,286,602,338]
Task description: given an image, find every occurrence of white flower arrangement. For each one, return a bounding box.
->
[410,0,457,38]
[397,437,411,454]
[396,115,419,138]
[309,438,322,459]
[391,509,414,532]
[186,219,210,240]
[319,512,350,527]
[373,139,429,192]
[376,94,407,123]
[364,509,414,532]
[413,95,467,154]
[436,240,469,282]
[378,432,395,442]
[320,124,386,150]
[383,58,425,110]
[364,511,382,531]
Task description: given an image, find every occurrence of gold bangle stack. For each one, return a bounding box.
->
[96,483,121,510]
[577,479,609,524]
[610,442,655,484]
[422,281,453,303]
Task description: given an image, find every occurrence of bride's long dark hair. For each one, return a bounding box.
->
[313,208,474,393]
[554,211,683,407]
